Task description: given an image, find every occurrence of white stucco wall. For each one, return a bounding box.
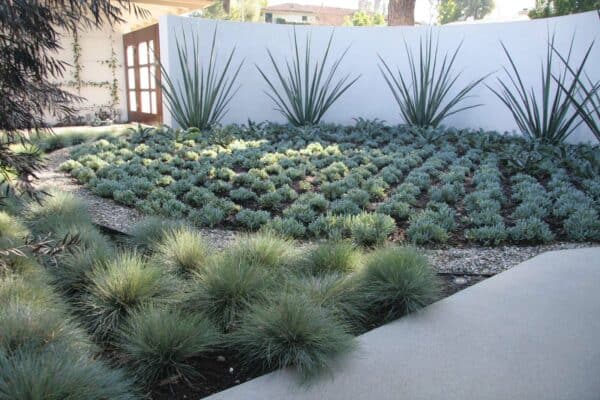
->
[159,11,600,143]
[53,4,192,124]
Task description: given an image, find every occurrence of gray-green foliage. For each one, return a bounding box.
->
[348,212,396,247]
[154,227,210,276]
[358,246,439,323]
[257,29,360,126]
[159,27,243,130]
[300,241,361,275]
[117,306,221,385]
[379,31,487,128]
[0,346,139,400]
[489,34,593,144]
[231,293,355,380]
[81,252,180,339]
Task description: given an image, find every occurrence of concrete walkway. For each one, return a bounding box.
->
[206,247,600,400]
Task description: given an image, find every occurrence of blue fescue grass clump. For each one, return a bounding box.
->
[117,306,221,385]
[231,292,356,380]
[154,227,211,277]
[0,345,139,400]
[23,191,91,235]
[300,241,361,275]
[129,217,188,251]
[357,246,439,323]
[81,251,180,340]
[184,254,273,332]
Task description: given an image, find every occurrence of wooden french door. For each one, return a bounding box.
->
[123,24,162,124]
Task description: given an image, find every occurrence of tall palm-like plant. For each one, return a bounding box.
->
[159,27,243,130]
[488,34,592,145]
[256,29,360,126]
[378,31,487,128]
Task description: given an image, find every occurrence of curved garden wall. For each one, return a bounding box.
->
[159,11,600,143]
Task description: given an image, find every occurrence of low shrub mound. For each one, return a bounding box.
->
[288,273,366,333]
[184,255,272,332]
[63,123,600,246]
[117,306,221,386]
[224,231,298,270]
[23,191,91,235]
[155,227,211,276]
[0,345,138,400]
[81,252,180,339]
[359,246,439,323]
[129,217,187,251]
[0,302,93,354]
[301,241,361,275]
[231,293,355,380]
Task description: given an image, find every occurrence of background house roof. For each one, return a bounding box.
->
[261,3,356,25]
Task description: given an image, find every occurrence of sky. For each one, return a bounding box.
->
[267,0,536,23]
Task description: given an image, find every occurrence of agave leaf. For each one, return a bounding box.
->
[256,28,360,126]
[379,31,487,129]
[551,39,599,142]
[158,26,244,130]
[488,32,590,145]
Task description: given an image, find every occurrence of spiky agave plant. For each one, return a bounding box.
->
[159,26,244,130]
[379,31,487,128]
[488,33,591,145]
[551,39,599,143]
[257,28,360,126]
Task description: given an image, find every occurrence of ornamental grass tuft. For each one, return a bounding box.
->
[154,227,211,276]
[81,251,180,340]
[117,306,221,385]
[358,246,439,324]
[231,292,355,380]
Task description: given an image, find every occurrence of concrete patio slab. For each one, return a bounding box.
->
[205,247,600,400]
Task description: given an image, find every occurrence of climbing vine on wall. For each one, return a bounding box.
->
[71,28,83,93]
[62,28,121,122]
[100,37,121,116]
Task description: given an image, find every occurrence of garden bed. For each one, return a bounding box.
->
[60,123,600,247]
[1,190,492,399]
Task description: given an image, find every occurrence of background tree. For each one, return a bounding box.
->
[438,0,494,24]
[346,10,387,25]
[388,0,416,25]
[0,0,146,199]
[528,0,599,18]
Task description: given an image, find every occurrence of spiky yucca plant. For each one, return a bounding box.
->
[159,27,243,130]
[257,29,360,126]
[489,34,592,144]
[379,31,487,128]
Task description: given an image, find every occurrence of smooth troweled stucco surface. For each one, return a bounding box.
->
[159,12,600,143]
[204,247,600,400]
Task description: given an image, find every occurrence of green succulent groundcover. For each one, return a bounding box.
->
[62,121,600,245]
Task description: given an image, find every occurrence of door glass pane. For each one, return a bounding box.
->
[150,65,156,89]
[150,91,157,114]
[148,40,155,61]
[140,66,149,89]
[138,41,148,65]
[141,91,151,113]
[129,91,137,112]
[126,45,135,66]
[128,68,136,89]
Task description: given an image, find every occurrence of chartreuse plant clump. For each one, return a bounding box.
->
[64,121,599,248]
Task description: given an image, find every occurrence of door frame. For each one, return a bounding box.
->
[123,24,163,124]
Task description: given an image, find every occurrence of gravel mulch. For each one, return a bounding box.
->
[38,147,599,275]
[37,147,238,250]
